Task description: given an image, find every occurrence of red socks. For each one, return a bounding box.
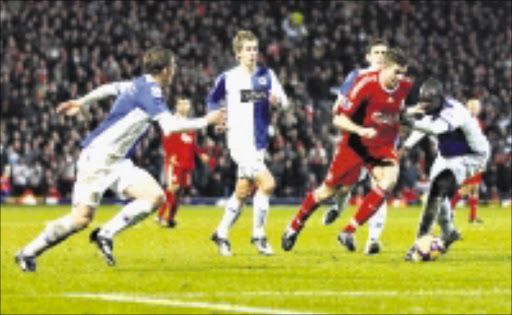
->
[291,192,320,231]
[469,196,477,221]
[344,187,386,233]
[451,190,461,209]
[168,191,179,223]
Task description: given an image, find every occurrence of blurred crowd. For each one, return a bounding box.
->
[1,0,511,202]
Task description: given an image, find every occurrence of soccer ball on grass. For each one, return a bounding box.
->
[410,235,446,262]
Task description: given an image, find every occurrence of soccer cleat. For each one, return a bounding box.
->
[15,250,36,272]
[323,207,340,225]
[90,228,116,266]
[281,226,300,251]
[442,229,462,251]
[364,240,381,256]
[338,231,356,252]
[210,232,231,256]
[251,237,273,256]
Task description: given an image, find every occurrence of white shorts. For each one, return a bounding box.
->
[429,153,489,186]
[72,149,150,207]
[230,148,267,179]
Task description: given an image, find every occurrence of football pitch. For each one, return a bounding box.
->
[1,204,511,314]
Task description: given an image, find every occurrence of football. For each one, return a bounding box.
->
[411,235,446,262]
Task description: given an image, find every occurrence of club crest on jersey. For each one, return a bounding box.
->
[387,96,394,103]
[258,77,267,85]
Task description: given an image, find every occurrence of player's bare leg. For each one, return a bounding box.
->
[282,183,336,251]
[16,203,95,272]
[251,169,275,255]
[212,178,251,256]
[92,172,164,266]
[340,161,398,252]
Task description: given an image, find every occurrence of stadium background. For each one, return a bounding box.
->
[1,0,511,204]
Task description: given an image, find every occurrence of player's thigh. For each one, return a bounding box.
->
[234,178,253,200]
[324,147,363,189]
[255,168,275,194]
[120,167,164,205]
[371,160,399,191]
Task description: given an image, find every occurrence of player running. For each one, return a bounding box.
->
[322,38,390,255]
[282,47,413,252]
[402,79,490,260]
[15,47,225,271]
[156,97,209,228]
[207,30,289,256]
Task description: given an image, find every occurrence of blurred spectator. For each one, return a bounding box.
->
[0,0,510,201]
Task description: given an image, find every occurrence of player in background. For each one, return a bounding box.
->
[282,48,413,252]
[156,97,209,228]
[207,30,289,256]
[15,48,225,271]
[450,99,484,223]
[401,79,490,260]
[323,38,389,255]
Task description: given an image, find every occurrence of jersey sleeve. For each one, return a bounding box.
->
[336,75,373,117]
[142,84,170,118]
[206,73,226,111]
[337,70,359,96]
[270,69,289,109]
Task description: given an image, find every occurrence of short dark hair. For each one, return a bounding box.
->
[366,38,388,54]
[384,47,407,67]
[143,47,174,74]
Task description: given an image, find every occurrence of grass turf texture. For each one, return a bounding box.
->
[1,204,510,314]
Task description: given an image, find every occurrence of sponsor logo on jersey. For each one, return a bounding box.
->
[241,90,268,103]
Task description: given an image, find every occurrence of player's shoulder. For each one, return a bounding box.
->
[444,96,466,112]
[354,70,379,85]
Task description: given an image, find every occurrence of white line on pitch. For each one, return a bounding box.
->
[64,293,323,314]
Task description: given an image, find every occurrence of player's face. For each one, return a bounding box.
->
[366,45,388,70]
[176,99,191,116]
[381,63,407,89]
[237,40,258,70]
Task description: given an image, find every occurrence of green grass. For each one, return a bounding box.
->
[1,204,511,314]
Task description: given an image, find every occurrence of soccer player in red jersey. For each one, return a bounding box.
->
[282,47,413,252]
[450,99,484,223]
[156,98,209,228]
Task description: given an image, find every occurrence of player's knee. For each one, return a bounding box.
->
[315,184,335,201]
[260,177,275,195]
[70,212,92,230]
[150,191,165,209]
[431,170,457,199]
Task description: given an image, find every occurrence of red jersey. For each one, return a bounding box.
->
[162,132,203,170]
[336,71,413,159]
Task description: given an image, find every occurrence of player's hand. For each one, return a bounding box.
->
[405,104,426,119]
[206,108,226,125]
[56,99,84,116]
[357,127,377,139]
[269,93,279,105]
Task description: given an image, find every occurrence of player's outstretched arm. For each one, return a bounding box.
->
[157,108,226,136]
[333,113,376,139]
[56,82,124,116]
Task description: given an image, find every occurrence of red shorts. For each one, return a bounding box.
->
[164,164,192,188]
[463,173,482,185]
[324,145,397,189]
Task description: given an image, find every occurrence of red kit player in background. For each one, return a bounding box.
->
[450,99,485,224]
[156,98,209,227]
[282,47,413,252]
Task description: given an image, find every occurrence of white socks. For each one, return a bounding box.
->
[216,194,243,239]
[252,191,270,239]
[23,214,79,257]
[98,199,155,239]
[368,203,387,242]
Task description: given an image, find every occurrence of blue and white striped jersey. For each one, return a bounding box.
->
[82,74,206,161]
[207,65,288,151]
